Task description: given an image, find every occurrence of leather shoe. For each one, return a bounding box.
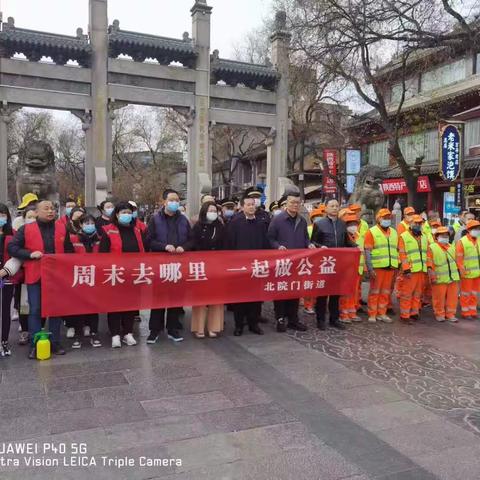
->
[276,318,287,333]
[249,325,264,335]
[52,343,66,355]
[317,321,327,331]
[288,321,307,332]
[233,327,243,336]
[331,320,346,330]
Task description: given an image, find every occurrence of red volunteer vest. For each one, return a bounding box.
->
[69,234,99,254]
[24,221,66,284]
[135,218,147,234]
[102,224,145,253]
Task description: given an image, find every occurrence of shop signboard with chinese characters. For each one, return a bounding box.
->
[380,176,431,195]
[322,149,338,195]
[41,249,360,317]
[439,124,461,181]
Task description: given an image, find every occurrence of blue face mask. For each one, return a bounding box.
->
[0,218,7,228]
[82,224,96,235]
[167,201,180,213]
[105,207,114,217]
[380,219,391,228]
[65,207,72,217]
[132,211,138,219]
[118,213,133,225]
[224,209,234,218]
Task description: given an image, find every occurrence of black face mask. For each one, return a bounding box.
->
[411,226,422,235]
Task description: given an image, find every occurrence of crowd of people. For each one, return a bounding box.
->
[0,187,477,360]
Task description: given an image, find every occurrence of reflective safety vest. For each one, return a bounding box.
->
[307,224,313,240]
[102,224,145,253]
[460,235,480,279]
[352,233,365,275]
[397,220,409,234]
[422,222,432,237]
[453,221,461,234]
[359,219,369,238]
[429,243,460,284]
[400,231,428,273]
[370,225,399,269]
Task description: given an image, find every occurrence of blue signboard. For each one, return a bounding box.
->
[440,124,461,181]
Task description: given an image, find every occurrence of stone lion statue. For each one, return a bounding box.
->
[16,141,58,204]
[349,165,385,226]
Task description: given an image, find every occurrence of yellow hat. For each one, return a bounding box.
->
[376,208,392,220]
[403,206,415,215]
[18,193,39,210]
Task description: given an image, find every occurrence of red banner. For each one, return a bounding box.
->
[322,149,338,194]
[381,176,431,195]
[40,249,360,317]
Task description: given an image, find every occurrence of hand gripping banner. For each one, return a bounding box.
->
[40,248,360,317]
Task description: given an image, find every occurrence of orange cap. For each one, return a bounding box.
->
[339,208,352,219]
[411,214,424,223]
[467,220,480,230]
[310,207,324,220]
[404,207,415,215]
[343,214,358,223]
[430,220,442,228]
[376,208,392,220]
[435,226,449,236]
[349,203,361,213]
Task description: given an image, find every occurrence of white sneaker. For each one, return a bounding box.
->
[83,325,91,337]
[378,315,393,323]
[122,333,137,346]
[66,327,75,338]
[111,335,121,348]
[351,316,362,322]
[368,316,377,323]
[448,317,458,323]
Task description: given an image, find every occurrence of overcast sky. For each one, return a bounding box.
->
[0,0,271,58]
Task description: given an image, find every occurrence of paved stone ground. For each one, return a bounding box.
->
[1,301,480,479]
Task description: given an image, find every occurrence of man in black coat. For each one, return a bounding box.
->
[311,199,355,330]
[227,195,270,336]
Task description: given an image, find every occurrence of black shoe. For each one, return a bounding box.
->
[28,347,36,360]
[410,314,419,321]
[167,330,184,342]
[317,320,327,331]
[387,307,395,315]
[276,318,287,333]
[249,325,264,335]
[258,316,269,324]
[146,332,159,344]
[288,321,308,332]
[234,327,243,336]
[331,320,346,330]
[52,343,66,355]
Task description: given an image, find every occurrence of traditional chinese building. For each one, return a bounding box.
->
[348,44,480,218]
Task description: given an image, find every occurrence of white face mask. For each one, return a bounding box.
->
[206,212,218,222]
[347,225,358,234]
[254,198,261,208]
[471,229,480,238]
[380,219,391,228]
[431,228,437,235]
[438,236,449,244]
[273,209,282,216]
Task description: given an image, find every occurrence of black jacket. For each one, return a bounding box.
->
[226,214,270,250]
[311,216,354,248]
[186,220,226,251]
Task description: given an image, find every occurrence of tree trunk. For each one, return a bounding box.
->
[299,139,306,201]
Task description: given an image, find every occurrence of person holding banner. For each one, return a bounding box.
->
[311,198,354,330]
[67,214,102,348]
[8,200,69,358]
[268,192,312,333]
[364,209,399,323]
[227,194,270,336]
[146,189,191,344]
[99,202,146,348]
[186,201,226,338]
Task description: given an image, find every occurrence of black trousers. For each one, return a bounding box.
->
[149,308,183,334]
[315,295,340,324]
[70,314,99,335]
[274,299,300,323]
[0,284,14,342]
[233,302,261,329]
[107,311,135,336]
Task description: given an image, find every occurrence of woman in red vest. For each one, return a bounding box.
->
[68,214,102,349]
[0,204,17,357]
[99,202,146,348]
